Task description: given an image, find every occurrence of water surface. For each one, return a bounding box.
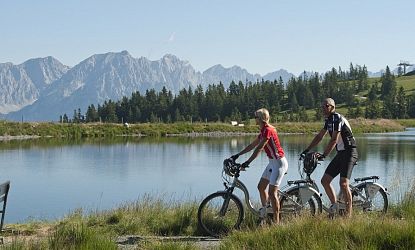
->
[1,129,414,223]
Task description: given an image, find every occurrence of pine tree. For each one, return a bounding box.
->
[395,86,407,118]
[86,105,99,122]
[62,114,69,123]
[380,66,397,100]
[380,66,397,118]
[408,93,415,118]
[72,109,79,123]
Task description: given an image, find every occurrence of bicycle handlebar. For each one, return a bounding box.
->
[223,158,249,177]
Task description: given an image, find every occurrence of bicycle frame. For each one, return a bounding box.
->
[198,158,325,237]
[299,153,390,214]
[284,177,321,204]
[223,172,321,217]
[348,178,389,211]
[222,173,260,216]
[306,175,388,213]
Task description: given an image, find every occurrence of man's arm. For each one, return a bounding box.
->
[305,128,327,151]
[322,130,340,157]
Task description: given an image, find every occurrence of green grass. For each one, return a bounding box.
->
[397,119,415,128]
[396,75,415,95]
[0,118,410,140]
[366,75,415,96]
[221,180,415,250]
[48,223,117,250]
[221,216,415,250]
[2,182,415,249]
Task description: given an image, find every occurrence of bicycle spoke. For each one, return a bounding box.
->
[280,188,317,221]
[352,183,388,214]
[198,192,243,237]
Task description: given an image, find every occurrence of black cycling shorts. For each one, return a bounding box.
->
[325,148,358,179]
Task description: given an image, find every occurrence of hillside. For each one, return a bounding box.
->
[366,74,415,96]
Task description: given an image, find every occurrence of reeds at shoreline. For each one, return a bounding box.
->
[1,118,413,140]
[2,180,414,249]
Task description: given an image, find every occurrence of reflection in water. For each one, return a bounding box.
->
[0,129,414,223]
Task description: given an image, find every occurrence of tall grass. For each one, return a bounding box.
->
[57,194,201,237]
[0,119,410,139]
[48,223,117,249]
[222,180,415,250]
[220,216,415,250]
[390,179,415,220]
[3,184,415,249]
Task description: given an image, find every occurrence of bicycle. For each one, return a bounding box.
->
[298,152,389,216]
[197,158,320,237]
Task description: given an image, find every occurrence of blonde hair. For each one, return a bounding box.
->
[255,108,270,123]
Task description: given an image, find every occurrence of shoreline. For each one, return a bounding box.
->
[1,118,413,141]
[0,135,42,141]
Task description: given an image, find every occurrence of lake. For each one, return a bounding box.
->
[1,128,414,223]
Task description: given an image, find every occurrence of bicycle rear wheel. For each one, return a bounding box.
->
[197,192,244,237]
[352,183,388,213]
[279,188,317,221]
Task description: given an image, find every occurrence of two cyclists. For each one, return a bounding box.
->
[232,98,358,220]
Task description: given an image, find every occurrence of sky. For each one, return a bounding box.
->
[1,0,414,75]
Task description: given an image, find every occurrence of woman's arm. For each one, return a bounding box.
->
[245,137,268,164]
[237,137,260,156]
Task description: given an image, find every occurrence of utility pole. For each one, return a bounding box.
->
[397,60,413,75]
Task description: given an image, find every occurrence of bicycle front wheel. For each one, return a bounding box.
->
[353,183,388,213]
[279,188,317,221]
[197,192,244,237]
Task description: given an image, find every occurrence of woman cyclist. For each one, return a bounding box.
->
[230,108,288,223]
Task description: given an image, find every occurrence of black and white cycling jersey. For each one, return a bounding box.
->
[324,112,357,151]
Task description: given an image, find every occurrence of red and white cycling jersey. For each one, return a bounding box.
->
[258,124,285,159]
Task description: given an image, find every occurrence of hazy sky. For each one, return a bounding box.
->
[1,0,414,75]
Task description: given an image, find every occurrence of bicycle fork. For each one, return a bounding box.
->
[219,186,235,216]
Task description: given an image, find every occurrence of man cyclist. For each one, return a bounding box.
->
[301,98,358,217]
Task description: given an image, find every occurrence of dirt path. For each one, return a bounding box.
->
[1,231,221,249]
[116,235,221,249]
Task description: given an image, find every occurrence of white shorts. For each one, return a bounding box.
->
[261,157,288,187]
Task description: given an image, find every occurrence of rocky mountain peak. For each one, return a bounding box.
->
[2,52,293,121]
[0,56,69,114]
[22,56,70,87]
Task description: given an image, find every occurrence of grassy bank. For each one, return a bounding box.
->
[2,183,415,249]
[0,118,412,139]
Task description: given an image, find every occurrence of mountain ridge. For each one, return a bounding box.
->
[0,56,69,114]
[1,51,407,121]
[3,51,290,121]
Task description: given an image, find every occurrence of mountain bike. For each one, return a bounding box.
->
[197,158,320,237]
[298,152,389,216]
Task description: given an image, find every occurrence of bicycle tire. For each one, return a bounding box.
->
[313,192,323,213]
[279,188,317,221]
[197,191,244,237]
[352,183,388,213]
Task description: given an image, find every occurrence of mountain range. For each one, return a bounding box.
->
[0,51,296,121]
[0,51,412,121]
